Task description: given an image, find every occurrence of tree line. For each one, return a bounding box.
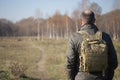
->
[0,0,120,40]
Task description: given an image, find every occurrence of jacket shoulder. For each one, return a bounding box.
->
[69,32,83,44]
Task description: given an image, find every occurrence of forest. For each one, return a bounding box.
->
[0,0,120,40]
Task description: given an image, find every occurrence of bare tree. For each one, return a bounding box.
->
[35,8,43,40]
[89,2,102,15]
[72,10,79,31]
[113,0,120,10]
[64,14,69,39]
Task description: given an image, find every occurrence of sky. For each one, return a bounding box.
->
[0,0,114,22]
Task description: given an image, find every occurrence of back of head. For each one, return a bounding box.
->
[81,10,95,24]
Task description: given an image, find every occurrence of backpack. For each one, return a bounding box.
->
[78,31,108,72]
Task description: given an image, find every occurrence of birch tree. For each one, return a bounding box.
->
[35,9,42,40]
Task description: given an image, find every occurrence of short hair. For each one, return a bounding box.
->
[81,10,95,24]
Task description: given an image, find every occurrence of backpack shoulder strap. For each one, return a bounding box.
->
[77,31,91,41]
[77,30,88,34]
[77,31,90,39]
[95,31,102,40]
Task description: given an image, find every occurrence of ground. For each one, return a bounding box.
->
[0,37,119,80]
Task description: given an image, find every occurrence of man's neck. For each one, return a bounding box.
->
[81,22,94,26]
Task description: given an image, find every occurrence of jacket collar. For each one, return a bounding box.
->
[80,23,98,31]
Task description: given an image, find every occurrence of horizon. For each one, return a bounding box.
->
[0,0,119,22]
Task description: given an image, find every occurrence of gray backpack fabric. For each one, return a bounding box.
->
[78,31,108,72]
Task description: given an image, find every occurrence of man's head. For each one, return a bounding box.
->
[80,10,95,25]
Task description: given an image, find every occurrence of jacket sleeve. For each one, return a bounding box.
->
[105,35,118,80]
[66,35,78,80]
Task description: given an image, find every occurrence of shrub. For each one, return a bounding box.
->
[9,61,27,78]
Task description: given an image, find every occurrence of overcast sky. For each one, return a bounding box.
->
[0,0,114,22]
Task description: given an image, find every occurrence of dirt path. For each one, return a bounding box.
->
[30,42,47,79]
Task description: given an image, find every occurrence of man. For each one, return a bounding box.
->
[66,10,118,80]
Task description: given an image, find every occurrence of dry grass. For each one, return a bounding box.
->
[0,37,67,80]
[0,37,119,80]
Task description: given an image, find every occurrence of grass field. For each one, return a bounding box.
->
[0,37,120,80]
